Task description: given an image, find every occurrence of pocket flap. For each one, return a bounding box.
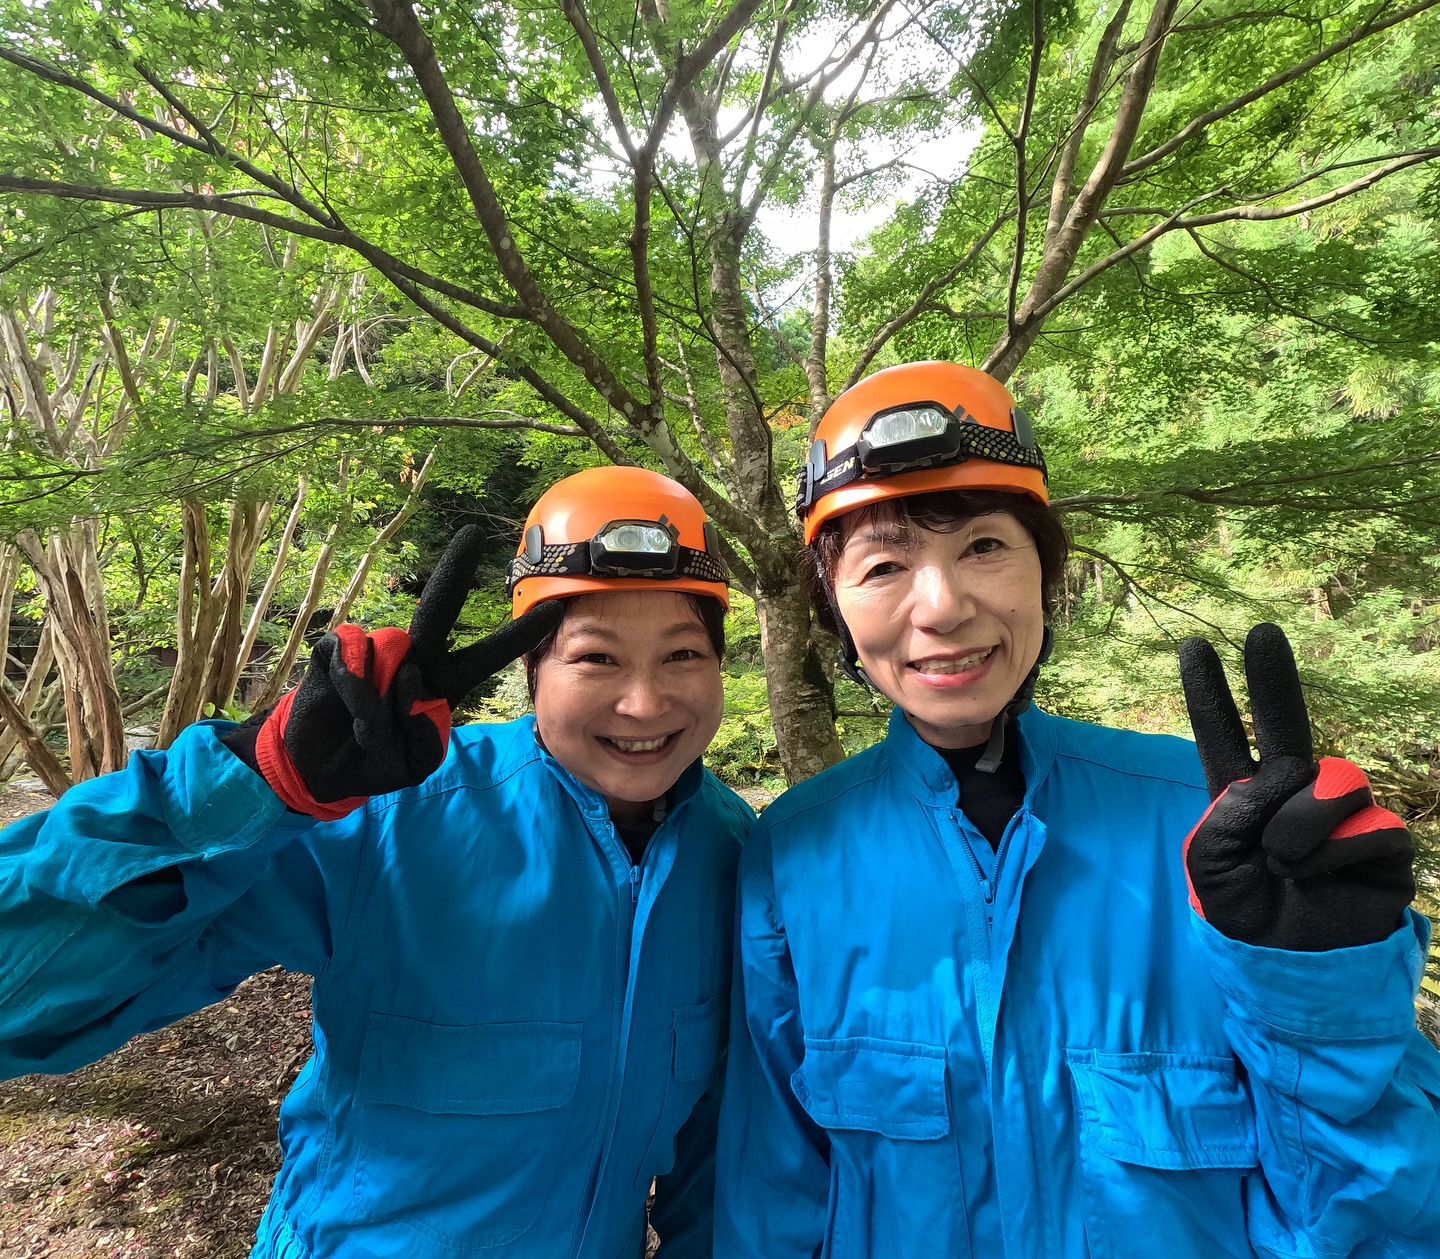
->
[673,992,728,1083]
[792,1036,949,1140]
[1066,1050,1257,1170]
[359,1014,582,1116]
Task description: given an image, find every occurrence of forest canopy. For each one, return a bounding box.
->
[0,0,1436,933]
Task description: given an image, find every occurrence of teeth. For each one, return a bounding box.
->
[609,735,671,753]
[913,648,993,675]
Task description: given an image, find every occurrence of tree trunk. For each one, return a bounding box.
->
[199,500,272,715]
[226,477,309,711]
[699,212,846,782]
[325,448,436,629]
[0,620,56,774]
[157,499,272,747]
[15,527,126,780]
[752,553,845,783]
[253,458,353,710]
[0,682,71,796]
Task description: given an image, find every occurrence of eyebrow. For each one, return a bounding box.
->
[845,523,914,550]
[563,619,709,642]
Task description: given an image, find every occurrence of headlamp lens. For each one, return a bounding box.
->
[600,523,673,554]
[863,405,951,449]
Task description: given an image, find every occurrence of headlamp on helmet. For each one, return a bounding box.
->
[589,519,680,577]
[856,403,966,474]
[509,512,725,599]
[508,466,730,617]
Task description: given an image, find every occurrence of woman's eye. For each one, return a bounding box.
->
[863,560,902,580]
[668,648,704,662]
[576,652,613,665]
[968,536,1005,556]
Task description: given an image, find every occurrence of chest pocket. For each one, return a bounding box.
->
[639,993,728,1184]
[1066,1050,1258,1259]
[350,1014,582,1251]
[792,1037,966,1259]
[673,991,727,1083]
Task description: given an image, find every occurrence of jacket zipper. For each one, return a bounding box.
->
[952,810,994,905]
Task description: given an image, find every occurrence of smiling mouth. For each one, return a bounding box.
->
[601,733,677,753]
[910,647,995,675]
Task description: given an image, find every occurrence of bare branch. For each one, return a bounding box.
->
[0,175,530,322]
[1069,541,1244,647]
[0,43,341,229]
[1020,146,1440,332]
[1006,0,1047,338]
[1044,0,1132,251]
[649,0,770,147]
[557,0,637,160]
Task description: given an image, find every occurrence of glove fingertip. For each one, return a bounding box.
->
[1313,756,1370,802]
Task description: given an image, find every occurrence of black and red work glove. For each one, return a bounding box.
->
[223,526,563,819]
[1177,623,1415,952]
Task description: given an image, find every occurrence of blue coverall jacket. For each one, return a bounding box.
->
[0,715,750,1259]
[715,706,1440,1258]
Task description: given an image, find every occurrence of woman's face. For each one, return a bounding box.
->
[533,590,725,823]
[832,509,1046,749]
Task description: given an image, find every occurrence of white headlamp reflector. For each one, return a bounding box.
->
[863,406,950,449]
[599,523,674,554]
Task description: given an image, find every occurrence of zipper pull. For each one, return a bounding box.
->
[629,865,641,906]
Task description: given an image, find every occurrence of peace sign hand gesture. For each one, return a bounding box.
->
[1178,623,1414,952]
[231,526,564,820]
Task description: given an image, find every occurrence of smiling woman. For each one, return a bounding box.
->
[0,466,750,1259]
[532,594,724,836]
[508,466,729,845]
[715,361,1440,1259]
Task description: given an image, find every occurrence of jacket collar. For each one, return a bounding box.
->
[883,703,1058,807]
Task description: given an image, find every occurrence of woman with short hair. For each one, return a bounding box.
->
[0,466,748,1259]
[714,361,1440,1258]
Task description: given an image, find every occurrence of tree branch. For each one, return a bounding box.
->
[1044,0,1132,252]
[845,209,1016,390]
[1006,0,1047,339]
[1122,0,1440,178]
[367,0,649,424]
[999,146,1440,354]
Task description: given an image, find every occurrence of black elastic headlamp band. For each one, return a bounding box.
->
[795,407,1047,517]
[506,538,727,596]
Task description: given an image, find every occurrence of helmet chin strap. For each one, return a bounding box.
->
[974,625,1053,773]
[826,584,1054,774]
[820,581,874,689]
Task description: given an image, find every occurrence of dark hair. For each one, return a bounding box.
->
[523,591,728,701]
[800,488,1069,634]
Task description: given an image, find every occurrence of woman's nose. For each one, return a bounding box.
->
[614,669,669,719]
[912,565,975,631]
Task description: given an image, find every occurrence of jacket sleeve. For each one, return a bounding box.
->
[1197,909,1440,1258]
[0,721,365,1078]
[714,830,829,1259]
[649,1073,721,1257]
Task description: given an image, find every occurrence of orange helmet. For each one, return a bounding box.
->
[795,361,1048,543]
[508,466,730,617]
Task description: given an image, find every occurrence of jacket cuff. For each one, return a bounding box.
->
[157,721,290,853]
[1193,909,1429,1043]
